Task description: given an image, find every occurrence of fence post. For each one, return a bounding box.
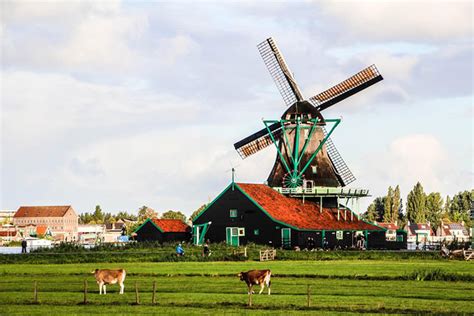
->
[33,281,38,304]
[244,247,247,258]
[83,279,88,305]
[135,281,140,305]
[152,280,156,305]
[307,284,311,307]
[248,292,252,307]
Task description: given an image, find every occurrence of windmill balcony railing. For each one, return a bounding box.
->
[273,186,370,197]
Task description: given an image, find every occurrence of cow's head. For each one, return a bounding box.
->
[237,272,246,281]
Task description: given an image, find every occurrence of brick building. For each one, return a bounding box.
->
[13,206,78,241]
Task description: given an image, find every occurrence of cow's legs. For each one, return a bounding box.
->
[258,283,264,294]
[248,285,254,294]
[103,285,106,295]
[99,281,104,295]
[119,282,124,294]
[267,280,271,295]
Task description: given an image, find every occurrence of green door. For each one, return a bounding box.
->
[281,228,291,248]
[226,227,239,246]
[193,223,210,245]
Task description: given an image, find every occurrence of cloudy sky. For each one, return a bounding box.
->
[1,0,472,217]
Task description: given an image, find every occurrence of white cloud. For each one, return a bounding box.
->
[2,0,147,74]
[357,134,472,212]
[320,0,473,41]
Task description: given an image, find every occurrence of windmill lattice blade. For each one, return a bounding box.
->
[257,38,304,106]
[322,127,356,187]
[234,123,282,159]
[309,65,383,112]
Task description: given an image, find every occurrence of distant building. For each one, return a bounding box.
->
[0,225,20,243]
[78,224,105,244]
[376,222,407,249]
[406,223,434,248]
[0,210,15,224]
[134,218,191,243]
[13,206,78,241]
[436,222,470,243]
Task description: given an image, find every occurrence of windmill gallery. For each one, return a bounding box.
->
[191,37,405,250]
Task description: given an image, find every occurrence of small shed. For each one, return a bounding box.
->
[134,218,191,243]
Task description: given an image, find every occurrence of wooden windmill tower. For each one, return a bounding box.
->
[234,37,383,191]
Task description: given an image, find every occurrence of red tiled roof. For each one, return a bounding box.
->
[0,231,17,237]
[151,219,190,233]
[378,223,398,230]
[14,206,72,218]
[236,183,383,231]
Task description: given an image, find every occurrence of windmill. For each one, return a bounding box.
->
[234,37,383,189]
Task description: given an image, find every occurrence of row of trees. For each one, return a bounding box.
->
[364,182,472,228]
[78,205,187,225]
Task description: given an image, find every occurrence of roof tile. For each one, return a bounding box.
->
[14,206,72,218]
[151,219,190,233]
[236,183,383,231]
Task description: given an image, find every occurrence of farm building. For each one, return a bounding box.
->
[192,182,390,249]
[134,218,191,243]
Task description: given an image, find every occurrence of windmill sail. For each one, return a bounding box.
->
[234,122,282,159]
[257,37,304,106]
[321,127,356,186]
[309,65,383,112]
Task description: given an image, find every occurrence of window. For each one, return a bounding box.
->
[254,229,260,236]
[396,235,404,242]
[230,209,237,218]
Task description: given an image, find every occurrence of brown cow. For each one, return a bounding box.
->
[92,269,126,295]
[238,269,271,295]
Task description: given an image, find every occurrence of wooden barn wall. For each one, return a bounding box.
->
[367,231,387,249]
[162,232,191,243]
[193,187,292,248]
[135,221,163,242]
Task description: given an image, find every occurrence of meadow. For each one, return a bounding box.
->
[0,260,473,315]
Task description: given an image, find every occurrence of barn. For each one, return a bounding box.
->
[192,182,386,249]
[134,218,191,243]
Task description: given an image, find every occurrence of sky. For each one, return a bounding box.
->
[1,0,473,217]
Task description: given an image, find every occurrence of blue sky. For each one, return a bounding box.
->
[1,0,472,216]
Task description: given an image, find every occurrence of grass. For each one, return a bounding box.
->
[0,260,473,315]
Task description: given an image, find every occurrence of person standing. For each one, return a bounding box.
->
[21,239,27,253]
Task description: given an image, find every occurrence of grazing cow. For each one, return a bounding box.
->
[238,269,271,295]
[92,269,126,295]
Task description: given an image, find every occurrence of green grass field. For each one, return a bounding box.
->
[0,260,473,315]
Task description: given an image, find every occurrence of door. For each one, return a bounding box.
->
[226,227,239,246]
[281,228,291,248]
[193,223,210,245]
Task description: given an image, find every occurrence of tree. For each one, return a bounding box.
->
[190,204,207,222]
[449,190,472,226]
[383,186,394,223]
[364,197,385,222]
[116,211,137,221]
[138,206,157,221]
[425,192,443,229]
[393,185,402,224]
[406,182,426,223]
[93,205,105,224]
[161,210,187,223]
